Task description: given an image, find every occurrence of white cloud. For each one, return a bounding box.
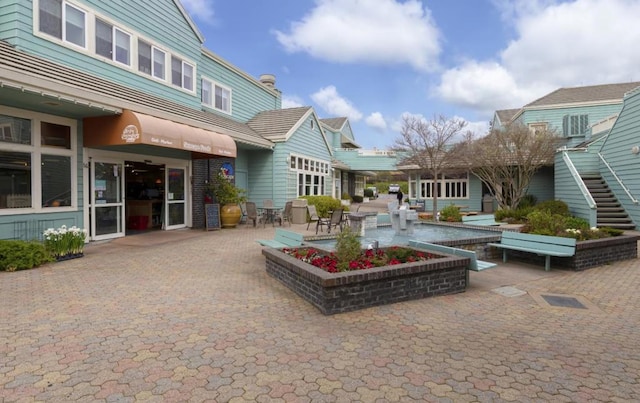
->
[436,61,539,113]
[437,0,640,113]
[180,0,215,21]
[365,112,387,132]
[273,0,441,72]
[281,95,305,109]
[311,86,363,121]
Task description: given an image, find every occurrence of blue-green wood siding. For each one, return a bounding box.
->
[199,53,281,123]
[522,104,623,145]
[6,0,202,109]
[599,89,640,226]
[554,152,597,226]
[334,150,399,171]
[246,150,274,206]
[526,166,554,203]
[0,0,22,42]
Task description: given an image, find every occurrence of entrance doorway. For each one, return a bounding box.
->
[124,161,165,233]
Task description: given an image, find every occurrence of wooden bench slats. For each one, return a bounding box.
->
[488,231,576,271]
[257,228,304,248]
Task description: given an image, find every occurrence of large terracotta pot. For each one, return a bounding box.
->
[220,203,242,228]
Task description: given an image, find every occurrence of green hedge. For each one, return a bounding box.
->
[300,195,344,218]
[0,240,53,271]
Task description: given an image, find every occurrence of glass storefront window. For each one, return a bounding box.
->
[41,121,71,148]
[0,115,31,145]
[42,155,71,207]
[0,152,32,209]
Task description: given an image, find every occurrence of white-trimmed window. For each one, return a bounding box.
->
[528,122,547,135]
[563,114,589,137]
[290,154,329,196]
[38,0,86,48]
[0,108,76,212]
[172,56,194,91]
[35,2,197,92]
[201,79,231,114]
[138,39,166,80]
[419,172,468,199]
[95,18,130,65]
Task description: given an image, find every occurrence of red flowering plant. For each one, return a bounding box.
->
[281,227,438,273]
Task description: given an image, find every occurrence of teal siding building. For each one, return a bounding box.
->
[495,82,640,229]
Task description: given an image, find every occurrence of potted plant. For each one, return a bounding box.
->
[208,171,247,228]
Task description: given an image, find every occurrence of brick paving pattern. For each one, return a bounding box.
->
[2,217,639,402]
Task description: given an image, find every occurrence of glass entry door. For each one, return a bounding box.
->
[91,160,125,240]
[165,167,186,229]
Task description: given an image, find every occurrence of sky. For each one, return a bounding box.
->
[180,0,640,150]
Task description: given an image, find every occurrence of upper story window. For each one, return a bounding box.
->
[171,56,194,91]
[201,79,232,114]
[138,40,166,80]
[38,0,86,48]
[563,114,589,137]
[528,122,547,135]
[35,1,196,93]
[96,19,130,65]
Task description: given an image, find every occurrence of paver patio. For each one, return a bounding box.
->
[2,209,639,402]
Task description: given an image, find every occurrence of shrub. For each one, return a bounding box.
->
[533,200,570,216]
[522,209,567,236]
[564,216,590,231]
[334,227,362,272]
[351,195,364,203]
[517,194,538,209]
[341,192,351,200]
[440,204,461,222]
[599,227,624,237]
[495,207,533,223]
[363,188,374,198]
[301,195,342,218]
[0,240,52,271]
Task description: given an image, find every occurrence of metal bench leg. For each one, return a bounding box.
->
[502,250,508,263]
[545,256,551,271]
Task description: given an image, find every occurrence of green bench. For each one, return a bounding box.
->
[488,231,576,271]
[462,214,502,226]
[256,228,304,248]
[409,240,497,285]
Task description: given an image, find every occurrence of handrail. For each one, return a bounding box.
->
[562,152,596,209]
[598,153,639,204]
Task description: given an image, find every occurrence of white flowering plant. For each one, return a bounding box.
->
[43,225,87,259]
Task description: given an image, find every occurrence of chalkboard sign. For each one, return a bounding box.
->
[205,203,221,231]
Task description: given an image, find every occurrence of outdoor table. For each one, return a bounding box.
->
[258,207,281,227]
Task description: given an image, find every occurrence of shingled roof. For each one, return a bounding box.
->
[320,117,347,131]
[526,82,640,107]
[495,108,520,124]
[246,106,313,141]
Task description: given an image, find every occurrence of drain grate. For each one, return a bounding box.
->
[541,294,587,309]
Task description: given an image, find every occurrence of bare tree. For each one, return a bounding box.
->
[462,123,559,210]
[394,114,468,215]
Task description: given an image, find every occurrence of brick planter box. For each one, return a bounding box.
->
[262,247,469,315]
[488,234,639,271]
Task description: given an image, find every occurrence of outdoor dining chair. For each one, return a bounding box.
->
[307,204,323,234]
[244,201,263,227]
[319,208,344,234]
[276,201,293,226]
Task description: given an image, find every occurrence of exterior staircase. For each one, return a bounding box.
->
[581,174,636,230]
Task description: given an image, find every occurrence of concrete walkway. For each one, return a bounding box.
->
[2,211,639,401]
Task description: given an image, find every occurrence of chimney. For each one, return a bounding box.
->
[259,74,276,88]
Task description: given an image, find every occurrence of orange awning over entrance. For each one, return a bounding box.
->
[84,110,237,158]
